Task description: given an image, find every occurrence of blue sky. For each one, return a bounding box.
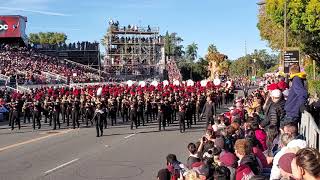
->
[0,0,272,60]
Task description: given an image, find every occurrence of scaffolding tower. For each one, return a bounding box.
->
[103,22,164,80]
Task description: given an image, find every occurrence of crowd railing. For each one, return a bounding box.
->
[299,110,320,151]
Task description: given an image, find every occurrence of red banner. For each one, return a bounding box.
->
[0,16,27,38]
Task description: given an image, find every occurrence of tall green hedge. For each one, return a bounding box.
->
[308,80,320,98]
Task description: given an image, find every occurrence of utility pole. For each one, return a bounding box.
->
[283,0,288,67]
[245,40,247,56]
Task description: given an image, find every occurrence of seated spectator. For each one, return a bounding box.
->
[219,151,237,180]
[187,143,201,169]
[251,122,267,151]
[234,139,261,180]
[270,133,295,180]
[157,168,171,180]
[265,125,280,158]
[166,154,187,180]
[213,166,231,180]
[291,148,320,180]
[246,137,269,168]
[184,170,202,180]
[278,153,296,179]
[282,122,304,140]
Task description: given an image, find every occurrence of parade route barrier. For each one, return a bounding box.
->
[300,110,320,151]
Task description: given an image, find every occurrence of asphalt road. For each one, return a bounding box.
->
[0,95,243,180]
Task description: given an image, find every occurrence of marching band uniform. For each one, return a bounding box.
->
[129,104,138,130]
[84,100,93,127]
[66,97,72,126]
[158,100,166,131]
[10,101,20,130]
[32,100,42,129]
[52,99,61,130]
[23,100,31,123]
[80,96,85,123]
[185,101,192,129]
[137,99,145,126]
[71,98,80,129]
[121,99,129,123]
[152,100,158,121]
[95,104,104,137]
[48,98,54,126]
[178,101,186,133]
[145,99,152,123]
[43,98,50,123]
[109,99,117,126]
[60,97,67,123]
[190,98,197,125]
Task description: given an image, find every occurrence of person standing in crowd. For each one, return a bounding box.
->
[201,96,216,128]
[284,64,308,125]
[260,89,286,129]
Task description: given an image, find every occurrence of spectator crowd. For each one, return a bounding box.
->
[0,45,102,85]
[157,64,320,180]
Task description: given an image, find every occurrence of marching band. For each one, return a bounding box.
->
[3,80,235,137]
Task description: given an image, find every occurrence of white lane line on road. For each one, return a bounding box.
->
[124,133,136,139]
[44,158,79,175]
[0,129,73,153]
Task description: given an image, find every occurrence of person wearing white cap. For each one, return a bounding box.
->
[260,89,286,129]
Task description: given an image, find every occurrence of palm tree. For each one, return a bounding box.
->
[186,42,198,62]
[185,42,198,80]
[208,44,218,53]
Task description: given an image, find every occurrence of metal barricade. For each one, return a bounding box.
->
[300,110,320,151]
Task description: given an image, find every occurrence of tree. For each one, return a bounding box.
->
[185,42,198,62]
[229,49,279,77]
[258,0,320,64]
[184,42,198,80]
[208,44,218,53]
[164,32,184,60]
[29,32,67,45]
